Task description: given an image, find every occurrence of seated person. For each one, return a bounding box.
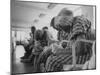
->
[21,40,43,63]
[42,26,55,46]
[32,41,43,55]
[45,7,94,72]
[28,41,44,62]
[21,29,48,63]
[21,26,36,60]
[35,29,48,47]
[21,35,34,60]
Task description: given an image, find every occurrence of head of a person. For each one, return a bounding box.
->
[31,26,36,34]
[50,8,73,33]
[61,40,68,49]
[42,26,48,32]
[35,29,43,41]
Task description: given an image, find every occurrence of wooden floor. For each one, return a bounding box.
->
[11,45,36,74]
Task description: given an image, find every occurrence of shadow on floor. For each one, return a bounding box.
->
[11,45,36,74]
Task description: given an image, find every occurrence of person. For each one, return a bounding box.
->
[45,8,93,72]
[34,26,54,47]
[21,26,36,60]
[42,26,55,46]
[50,8,73,41]
[21,30,44,63]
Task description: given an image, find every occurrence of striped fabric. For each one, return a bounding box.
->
[45,44,92,72]
[35,16,92,72]
[36,48,53,72]
[36,42,92,72]
[57,16,91,41]
[70,16,91,40]
[46,53,72,72]
[44,16,92,72]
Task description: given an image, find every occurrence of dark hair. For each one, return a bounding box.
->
[61,42,68,48]
[31,26,36,33]
[42,26,48,30]
[35,29,43,41]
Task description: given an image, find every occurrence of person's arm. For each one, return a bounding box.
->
[46,31,54,40]
[46,31,58,45]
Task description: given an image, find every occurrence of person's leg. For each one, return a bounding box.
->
[21,45,30,59]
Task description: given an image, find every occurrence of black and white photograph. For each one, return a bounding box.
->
[11,0,96,74]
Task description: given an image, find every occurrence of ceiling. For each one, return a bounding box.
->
[11,0,94,31]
